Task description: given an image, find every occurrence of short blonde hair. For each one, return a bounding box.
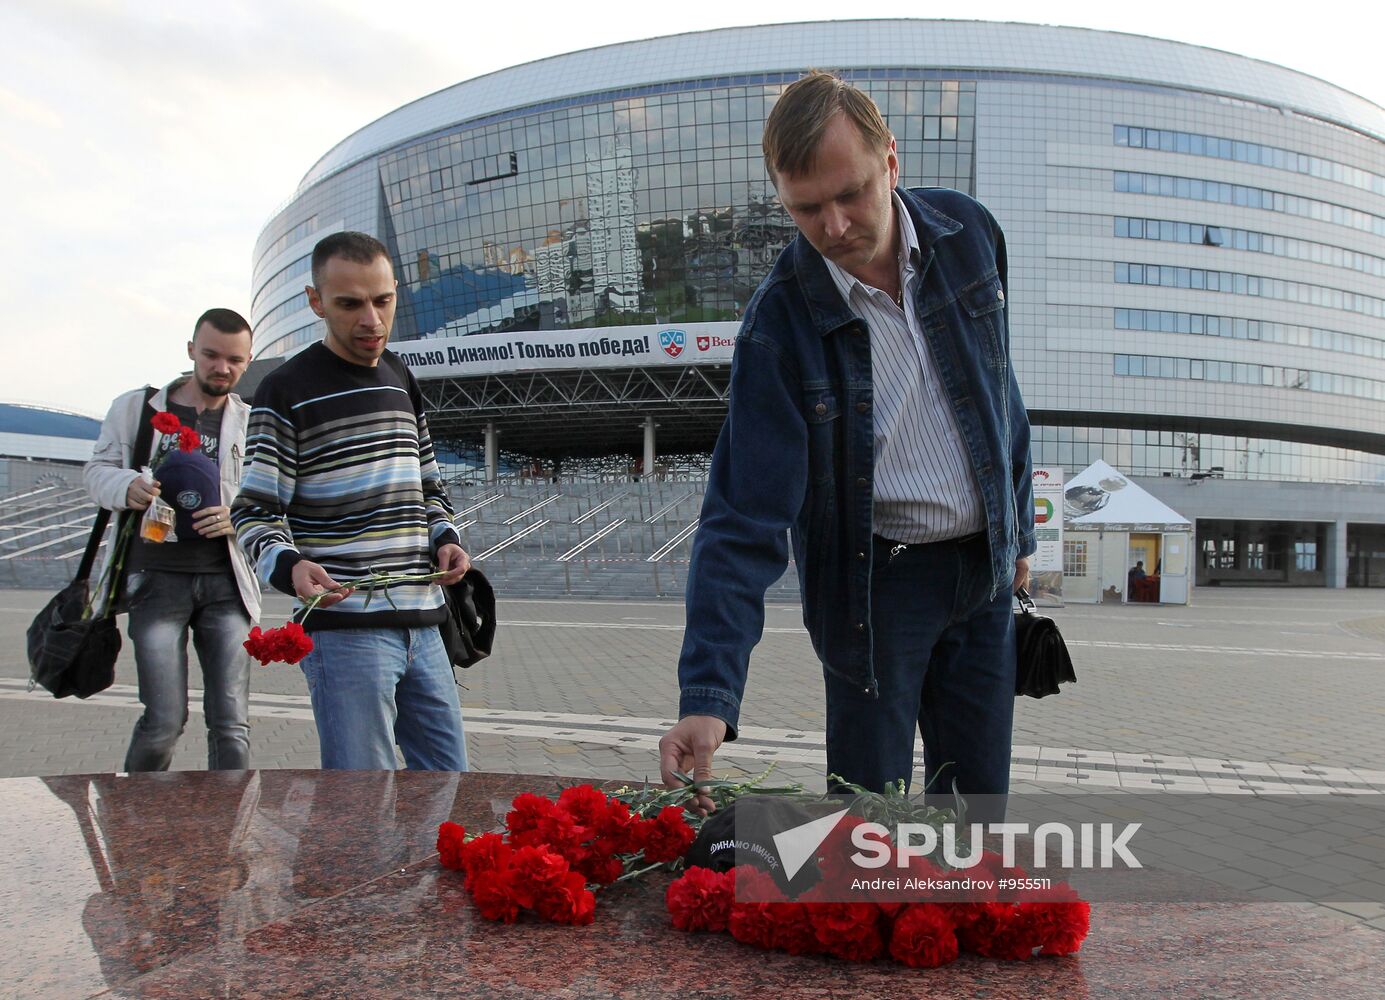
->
[762,71,893,181]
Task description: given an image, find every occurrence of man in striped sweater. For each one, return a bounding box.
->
[232,232,470,771]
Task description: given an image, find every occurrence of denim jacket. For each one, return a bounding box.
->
[677,187,1034,738]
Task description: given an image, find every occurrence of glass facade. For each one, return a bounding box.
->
[374,75,975,340]
[1031,425,1385,485]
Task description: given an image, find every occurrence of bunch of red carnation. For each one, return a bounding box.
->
[437,783,697,925]
[666,833,1090,967]
[243,622,314,665]
[150,411,201,452]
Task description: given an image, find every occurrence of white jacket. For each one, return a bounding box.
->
[83,379,261,621]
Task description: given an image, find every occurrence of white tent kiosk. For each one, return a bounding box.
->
[1061,461,1193,605]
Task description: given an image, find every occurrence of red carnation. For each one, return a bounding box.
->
[243,622,314,666]
[639,806,696,864]
[505,792,557,836]
[469,867,525,923]
[577,852,625,886]
[957,901,1041,961]
[151,411,181,434]
[557,784,610,827]
[436,821,467,870]
[458,832,512,886]
[766,901,820,955]
[806,898,886,962]
[511,845,574,899]
[1021,892,1091,956]
[727,867,786,950]
[533,869,596,925]
[597,798,639,853]
[534,808,586,856]
[666,866,734,933]
[177,426,201,452]
[888,904,959,968]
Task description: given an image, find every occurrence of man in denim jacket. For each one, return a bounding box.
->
[659,73,1034,817]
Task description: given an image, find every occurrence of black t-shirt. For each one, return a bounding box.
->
[128,401,232,574]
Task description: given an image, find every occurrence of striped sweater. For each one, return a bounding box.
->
[231,342,461,631]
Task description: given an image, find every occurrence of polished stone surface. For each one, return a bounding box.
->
[2,770,1381,998]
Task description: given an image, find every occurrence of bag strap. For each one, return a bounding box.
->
[72,510,112,584]
[1014,586,1036,615]
[76,386,158,586]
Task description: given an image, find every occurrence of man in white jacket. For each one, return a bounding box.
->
[84,309,261,771]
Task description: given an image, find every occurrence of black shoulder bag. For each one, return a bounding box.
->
[27,387,157,698]
[1013,587,1077,699]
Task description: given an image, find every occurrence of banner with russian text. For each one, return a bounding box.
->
[394,322,739,378]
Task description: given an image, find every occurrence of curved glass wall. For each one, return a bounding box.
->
[375,74,976,340]
[1031,425,1385,485]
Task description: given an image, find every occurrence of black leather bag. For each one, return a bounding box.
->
[439,567,496,670]
[27,566,123,699]
[27,387,156,699]
[1013,587,1076,699]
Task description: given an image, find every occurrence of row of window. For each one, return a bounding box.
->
[254,291,310,333]
[1114,353,1385,402]
[373,83,979,337]
[1113,216,1385,279]
[379,85,975,194]
[1201,537,1319,572]
[1030,424,1385,485]
[256,321,318,359]
[255,216,317,274]
[1114,124,1385,197]
[1115,262,1385,319]
[1113,308,1385,361]
[385,128,971,212]
[252,254,312,316]
[1114,171,1385,238]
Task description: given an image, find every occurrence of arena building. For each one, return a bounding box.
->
[249,19,1385,588]
[0,403,104,588]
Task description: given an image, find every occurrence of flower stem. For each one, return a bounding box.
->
[291,570,449,625]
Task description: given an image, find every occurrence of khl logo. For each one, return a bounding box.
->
[659,329,686,359]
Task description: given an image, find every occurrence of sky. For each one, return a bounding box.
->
[2,0,1381,418]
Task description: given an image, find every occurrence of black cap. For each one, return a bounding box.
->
[154,451,221,538]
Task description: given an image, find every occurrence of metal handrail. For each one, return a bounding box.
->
[556,519,627,562]
[647,519,699,562]
[573,491,629,525]
[644,491,695,524]
[456,493,504,516]
[1,529,91,559]
[473,519,550,561]
[503,494,564,525]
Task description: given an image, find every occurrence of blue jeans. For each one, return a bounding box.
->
[124,570,253,771]
[823,532,1015,821]
[298,626,468,771]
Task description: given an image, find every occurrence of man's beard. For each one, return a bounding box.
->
[197,375,233,397]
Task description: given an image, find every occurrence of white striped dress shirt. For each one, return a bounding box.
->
[822,193,985,544]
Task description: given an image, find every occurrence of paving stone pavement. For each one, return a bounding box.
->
[2,587,1383,931]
